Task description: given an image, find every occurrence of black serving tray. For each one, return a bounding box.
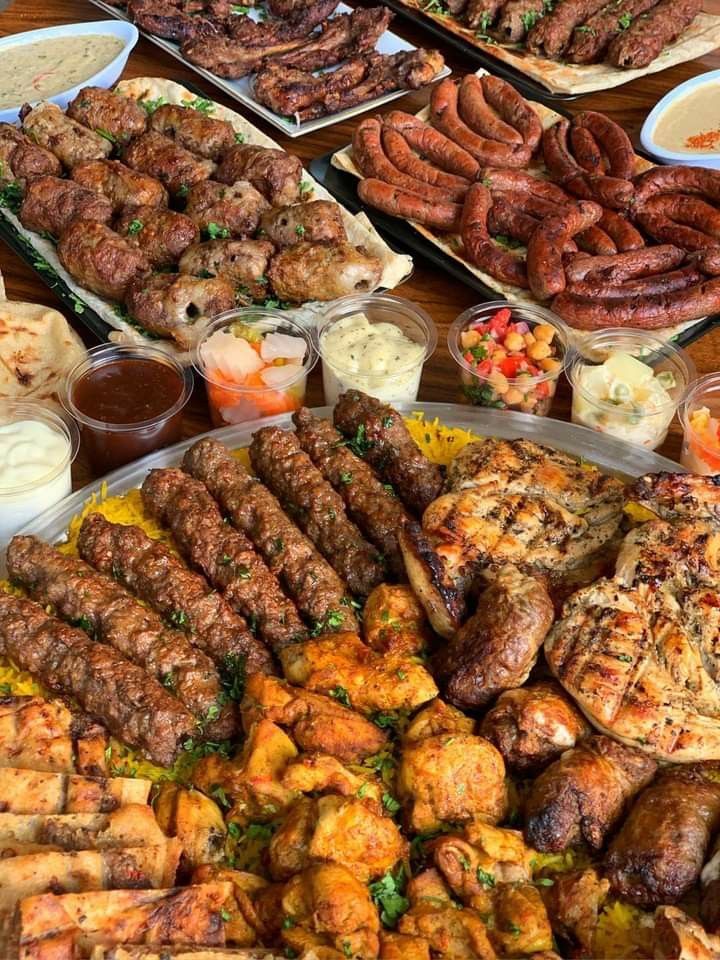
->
[309,151,720,351]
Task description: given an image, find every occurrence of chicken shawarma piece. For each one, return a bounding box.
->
[123,131,215,196]
[179,238,273,300]
[281,754,384,813]
[433,565,554,710]
[58,220,150,302]
[21,101,112,168]
[149,103,236,161]
[524,734,657,853]
[260,201,346,248]
[184,179,269,239]
[115,205,199,268]
[19,176,112,237]
[216,145,302,206]
[66,86,148,144]
[279,632,438,716]
[268,241,382,303]
[480,680,590,774]
[630,472,720,524]
[241,674,387,763]
[72,159,168,215]
[542,868,610,955]
[0,123,61,183]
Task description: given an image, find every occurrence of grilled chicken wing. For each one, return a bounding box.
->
[124,273,236,348]
[21,101,112,168]
[268,241,382,303]
[0,123,61,183]
[179,239,273,299]
[184,179,269,239]
[115,204,199,268]
[57,220,150,301]
[524,734,657,852]
[216,144,302,206]
[149,103,236,160]
[19,176,112,237]
[123,131,215,195]
[66,86,148,144]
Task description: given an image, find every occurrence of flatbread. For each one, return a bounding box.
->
[331,73,707,345]
[393,0,720,95]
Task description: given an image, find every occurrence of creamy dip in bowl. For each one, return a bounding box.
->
[641,69,720,169]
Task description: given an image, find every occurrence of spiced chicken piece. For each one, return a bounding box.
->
[123,131,215,196]
[524,734,657,852]
[72,159,168,214]
[115,204,199,268]
[542,868,610,955]
[215,144,302,206]
[0,123,61,183]
[362,584,431,655]
[179,239,273,300]
[281,754,384,812]
[21,101,112,169]
[403,698,475,743]
[19,176,112,237]
[149,103,237,161]
[184,179,269,239]
[653,906,720,960]
[66,86,148,144]
[259,200,346,248]
[127,0,225,43]
[124,273,236,348]
[268,241,382,303]
[57,220,150,302]
[480,680,590,773]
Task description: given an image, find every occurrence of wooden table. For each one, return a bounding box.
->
[2,0,720,487]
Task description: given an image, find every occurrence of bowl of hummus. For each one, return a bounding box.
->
[641,69,720,169]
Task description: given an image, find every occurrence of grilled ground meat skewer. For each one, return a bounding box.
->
[606,0,701,67]
[77,512,274,676]
[526,0,611,57]
[249,427,386,597]
[142,467,307,650]
[66,86,148,145]
[292,407,410,579]
[182,438,358,634]
[6,535,235,740]
[564,0,660,63]
[333,390,444,515]
[0,592,195,767]
[148,103,236,161]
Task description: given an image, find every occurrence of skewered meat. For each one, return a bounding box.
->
[142,467,307,650]
[124,273,236,348]
[57,220,150,302]
[6,535,236,740]
[333,390,444,514]
[179,238,274,299]
[183,438,357,634]
[434,565,555,709]
[524,735,657,852]
[115,204,199,268]
[0,593,195,767]
[72,159,168,214]
[0,123,61,183]
[268,7,393,71]
[19,176,112,237]
[259,201,346,248]
[21,101,112,169]
[77,512,273,676]
[128,0,225,42]
[564,0,661,62]
[526,0,612,57]
[123,131,215,196]
[149,103,237,161]
[184,178,269,238]
[494,0,547,42]
[292,407,410,578]
[249,426,386,596]
[66,86,148,144]
[605,764,720,906]
[215,145,302,206]
[267,241,382,302]
[465,0,506,29]
[480,680,590,773]
[607,0,702,66]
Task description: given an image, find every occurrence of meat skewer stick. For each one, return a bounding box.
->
[0,592,195,768]
[77,513,274,677]
[249,426,386,597]
[6,536,236,740]
[141,467,307,651]
[182,439,358,634]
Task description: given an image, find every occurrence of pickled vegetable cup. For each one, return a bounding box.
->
[448,302,569,416]
[679,372,720,473]
[567,329,694,451]
[194,309,317,427]
[317,294,437,406]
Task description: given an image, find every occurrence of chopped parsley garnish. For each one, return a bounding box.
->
[282,916,296,929]
[295,223,306,237]
[329,685,352,707]
[176,183,190,198]
[127,218,144,236]
[382,415,394,428]
[189,97,214,114]
[227,820,242,839]
[617,653,633,663]
[477,867,496,888]
[494,234,523,250]
[139,96,167,114]
[220,652,246,703]
[246,822,276,842]
[369,865,409,927]
[520,9,540,29]
[371,711,400,730]
[231,3,250,11]
[346,423,373,457]
[299,180,313,198]
[0,181,23,214]
[207,222,230,240]
[234,131,246,143]
[339,471,353,484]
[576,24,596,33]
[382,792,401,815]
[168,609,189,628]
[0,683,11,696]
[617,11,632,27]
[326,610,344,629]
[220,908,232,922]
[70,614,94,635]
[210,783,231,808]
[96,127,118,145]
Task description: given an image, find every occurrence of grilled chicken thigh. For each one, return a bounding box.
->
[631,472,720,523]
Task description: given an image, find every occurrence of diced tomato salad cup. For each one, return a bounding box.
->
[679,372,720,474]
[448,302,571,416]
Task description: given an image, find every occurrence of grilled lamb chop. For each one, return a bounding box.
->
[268,7,393,71]
[127,0,225,43]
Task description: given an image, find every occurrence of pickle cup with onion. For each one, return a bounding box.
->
[448,302,569,416]
[679,372,720,473]
[194,308,317,428]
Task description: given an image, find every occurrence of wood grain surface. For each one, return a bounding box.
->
[2,0,720,488]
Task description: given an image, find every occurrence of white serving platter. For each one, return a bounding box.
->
[87,0,451,137]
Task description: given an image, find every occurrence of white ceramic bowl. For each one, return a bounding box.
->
[0,20,138,124]
[640,69,720,169]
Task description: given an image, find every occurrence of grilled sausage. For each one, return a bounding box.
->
[21,101,112,169]
[381,127,471,197]
[457,74,524,146]
[634,194,720,250]
[526,199,602,299]
[633,165,720,207]
[543,119,634,210]
[115,205,199,268]
[357,178,462,232]
[598,208,645,251]
[570,125,605,173]
[488,195,579,252]
[482,75,543,151]
[563,244,686,283]
[123,131,215,196]
[607,0,702,67]
[259,200,347,248]
[72,159,167,215]
[0,123,61,183]
[494,0,547,41]
[567,263,703,299]
[480,167,571,205]
[382,111,480,180]
[149,103,236,161]
[572,111,636,180]
[215,144,302,206]
[576,224,617,255]
[605,764,720,907]
[461,183,529,287]
[526,0,610,57]
[698,247,720,275]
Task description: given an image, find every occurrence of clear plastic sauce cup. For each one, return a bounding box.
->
[679,372,720,474]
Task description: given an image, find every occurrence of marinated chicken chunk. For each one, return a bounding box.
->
[216,144,302,205]
[701,836,720,934]
[154,781,227,869]
[241,674,386,763]
[57,220,150,301]
[19,176,112,237]
[115,204,199,268]
[363,584,432,656]
[259,200,346,248]
[21,101,112,168]
[653,906,720,960]
[268,241,382,302]
[149,103,236,160]
[179,239,273,300]
[72,159,167,215]
[184,179,269,239]
[491,884,553,956]
[66,86,148,144]
[403,698,475,744]
[524,735,657,852]
[279,632,438,715]
[480,681,590,773]
[191,864,267,947]
[281,754,384,813]
[542,868,609,955]
[123,131,215,195]
[380,932,431,959]
[124,273,235,348]
[0,123,61,183]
